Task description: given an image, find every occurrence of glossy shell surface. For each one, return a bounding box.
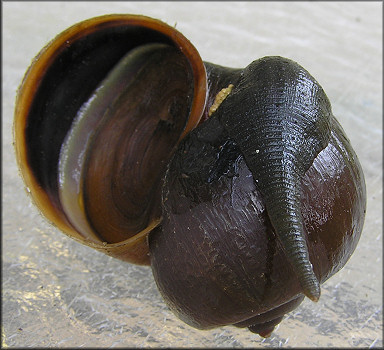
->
[150,58,366,331]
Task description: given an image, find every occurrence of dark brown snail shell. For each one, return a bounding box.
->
[14,14,366,337]
[149,58,366,334]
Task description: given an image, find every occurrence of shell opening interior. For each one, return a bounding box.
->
[24,23,195,244]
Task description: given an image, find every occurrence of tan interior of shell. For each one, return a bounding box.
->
[14,14,207,265]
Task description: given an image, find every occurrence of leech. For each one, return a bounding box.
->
[208,84,234,116]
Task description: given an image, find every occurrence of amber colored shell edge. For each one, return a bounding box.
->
[13,14,208,265]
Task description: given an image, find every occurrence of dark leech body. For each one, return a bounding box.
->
[216,57,332,301]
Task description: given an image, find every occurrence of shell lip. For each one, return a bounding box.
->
[14,14,208,264]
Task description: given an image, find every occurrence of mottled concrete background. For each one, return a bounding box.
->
[2,1,382,348]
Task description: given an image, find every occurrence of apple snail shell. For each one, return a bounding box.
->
[14,14,366,337]
[14,14,207,265]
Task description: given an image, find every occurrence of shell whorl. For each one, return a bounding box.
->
[217,56,332,301]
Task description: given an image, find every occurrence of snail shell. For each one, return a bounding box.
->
[149,57,366,334]
[14,14,366,337]
[14,14,207,264]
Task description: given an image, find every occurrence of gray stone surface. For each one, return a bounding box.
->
[3,1,382,347]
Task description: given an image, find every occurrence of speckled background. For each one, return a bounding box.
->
[2,1,382,348]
